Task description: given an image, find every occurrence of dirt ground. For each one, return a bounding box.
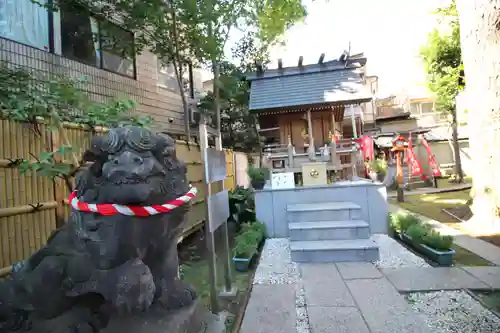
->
[177,224,255,322]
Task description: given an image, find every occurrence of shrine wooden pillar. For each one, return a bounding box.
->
[306,109,315,159]
[350,105,358,138]
[330,108,339,169]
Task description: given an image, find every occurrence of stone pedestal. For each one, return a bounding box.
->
[103,299,205,333]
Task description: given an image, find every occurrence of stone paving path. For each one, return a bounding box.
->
[302,262,431,333]
[242,261,500,333]
[242,260,433,333]
[241,236,500,333]
[382,266,500,292]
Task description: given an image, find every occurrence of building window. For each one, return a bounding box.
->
[420,102,434,114]
[59,5,99,67]
[0,0,50,50]
[99,20,135,77]
[157,60,196,96]
[0,1,136,79]
[157,62,181,92]
[59,4,136,78]
[409,102,420,115]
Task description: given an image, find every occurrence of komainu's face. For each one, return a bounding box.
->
[83,127,186,205]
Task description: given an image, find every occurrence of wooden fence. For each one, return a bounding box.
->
[0,119,235,273]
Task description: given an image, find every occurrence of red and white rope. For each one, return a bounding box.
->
[68,186,198,216]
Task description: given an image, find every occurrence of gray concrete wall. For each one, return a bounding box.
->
[255,181,388,238]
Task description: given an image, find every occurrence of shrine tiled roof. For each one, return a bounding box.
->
[245,57,372,112]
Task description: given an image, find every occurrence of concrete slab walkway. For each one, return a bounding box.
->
[242,238,500,333]
[382,266,500,292]
[302,262,431,333]
[241,239,433,333]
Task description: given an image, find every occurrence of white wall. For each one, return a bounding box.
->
[234,152,250,188]
[415,140,472,176]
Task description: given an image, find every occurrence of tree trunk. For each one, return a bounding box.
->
[450,109,464,182]
[456,0,500,221]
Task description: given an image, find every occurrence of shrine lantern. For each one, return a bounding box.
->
[391,136,407,152]
[391,135,407,202]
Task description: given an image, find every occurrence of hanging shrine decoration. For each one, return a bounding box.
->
[418,134,442,177]
[406,135,427,180]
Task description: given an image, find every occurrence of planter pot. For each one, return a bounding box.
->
[258,237,266,250]
[369,171,385,182]
[251,180,265,190]
[232,256,253,272]
[399,233,456,266]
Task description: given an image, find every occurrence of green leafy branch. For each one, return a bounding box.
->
[1,64,152,191]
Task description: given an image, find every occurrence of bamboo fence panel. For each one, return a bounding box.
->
[0,120,55,269]
[0,119,238,273]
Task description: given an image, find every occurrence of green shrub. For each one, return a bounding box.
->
[369,159,387,176]
[241,221,267,242]
[248,167,268,181]
[423,231,454,251]
[389,213,421,233]
[406,223,431,243]
[228,186,256,225]
[404,222,454,251]
[232,234,257,258]
[232,221,267,258]
[390,212,455,251]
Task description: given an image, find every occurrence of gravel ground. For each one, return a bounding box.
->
[253,238,299,285]
[253,238,309,333]
[372,235,500,332]
[407,291,500,333]
[372,234,430,269]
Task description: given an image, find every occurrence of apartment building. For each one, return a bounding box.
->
[0,0,204,135]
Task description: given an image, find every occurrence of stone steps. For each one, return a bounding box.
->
[287,202,379,263]
[287,202,362,222]
[290,239,379,263]
[289,220,370,241]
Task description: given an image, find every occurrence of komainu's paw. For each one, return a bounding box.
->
[156,280,197,310]
[110,259,156,314]
[66,259,155,315]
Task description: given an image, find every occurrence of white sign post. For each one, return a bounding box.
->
[199,116,234,314]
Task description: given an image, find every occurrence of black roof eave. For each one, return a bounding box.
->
[375,113,413,122]
[244,58,367,82]
[249,97,372,114]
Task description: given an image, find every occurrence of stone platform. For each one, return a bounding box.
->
[104,299,207,333]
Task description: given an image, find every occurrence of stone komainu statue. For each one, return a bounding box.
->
[0,127,197,333]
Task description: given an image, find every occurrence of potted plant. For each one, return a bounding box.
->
[232,233,258,272]
[241,221,267,247]
[228,186,256,227]
[397,217,456,266]
[389,212,420,237]
[232,221,267,272]
[368,158,387,182]
[421,231,455,266]
[248,167,267,190]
